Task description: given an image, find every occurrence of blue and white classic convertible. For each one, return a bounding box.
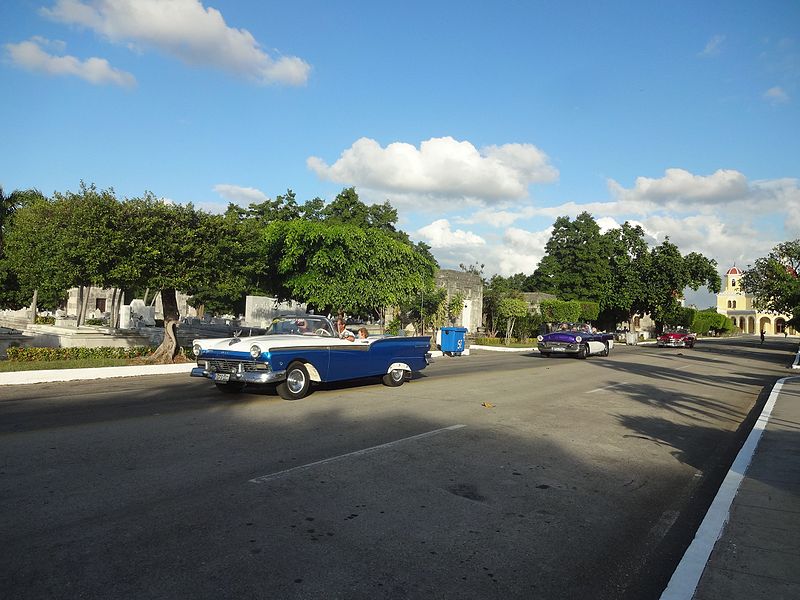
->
[537,323,614,358]
[190,315,431,399]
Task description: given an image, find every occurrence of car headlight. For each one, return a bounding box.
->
[575,336,582,343]
[192,343,202,356]
[250,344,262,359]
[537,335,543,342]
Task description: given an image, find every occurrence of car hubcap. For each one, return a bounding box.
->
[287,369,305,393]
[392,369,403,382]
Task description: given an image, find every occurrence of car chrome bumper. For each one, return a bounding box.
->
[537,344,579,353]
[190,366,287,384]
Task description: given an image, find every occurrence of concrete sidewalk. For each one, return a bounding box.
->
[661,376,800,599]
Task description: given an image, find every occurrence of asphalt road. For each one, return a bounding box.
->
[1,336,796,599]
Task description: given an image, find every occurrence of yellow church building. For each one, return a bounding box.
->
[716,266,795,335]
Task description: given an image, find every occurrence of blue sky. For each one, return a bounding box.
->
[2,0,798,307]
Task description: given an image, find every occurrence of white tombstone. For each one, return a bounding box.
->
[130,299,156,326]
[119,305,132,329]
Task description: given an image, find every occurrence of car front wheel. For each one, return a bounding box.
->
[277,362,311,400]
[577,344,588,359]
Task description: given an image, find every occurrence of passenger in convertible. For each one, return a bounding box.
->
[358,327,369,339]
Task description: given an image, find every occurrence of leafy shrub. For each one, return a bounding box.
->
[385,316,401,336]
[539,299,582,323]
[85,318,107,326]
[472,337,534,346]
[6,346,155,362]
[34,316,55,325]
[691,310,733,335]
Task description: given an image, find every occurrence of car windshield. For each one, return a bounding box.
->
[555,323,592,333]
[266,316,335,337]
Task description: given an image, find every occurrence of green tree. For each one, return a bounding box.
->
[601,222,651,330]
[529,212,610,304]
[740,240,800,326]
[482,275,514,337]
[497,296,528,344]
[0,187,43,309]
[262,219,437,319]
[3,191,72,316]
[643,239,720,332]
[53,183,122,325]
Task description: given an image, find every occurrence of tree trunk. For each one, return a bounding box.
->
[147,288,182,364]
[29,289,38,324]
[109,288,118,329]
[78,285,92,326]
[505,317,515,345]
[142,287,150,305]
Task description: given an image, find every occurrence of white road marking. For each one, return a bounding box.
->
[249,424,467,484]
[586,382,628,394]
[659,376,790,600]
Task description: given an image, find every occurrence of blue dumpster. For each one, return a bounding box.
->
[439,326,468,355]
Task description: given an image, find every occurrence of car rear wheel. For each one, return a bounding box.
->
[601,343,610,357]
[382,368,406,387]
[277,362,311,400]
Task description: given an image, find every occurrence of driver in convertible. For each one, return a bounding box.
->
[335,317,355,341]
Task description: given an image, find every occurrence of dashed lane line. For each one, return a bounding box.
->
[586,382,629,394]
[248,424,467,484]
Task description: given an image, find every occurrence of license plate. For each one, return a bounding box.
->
[214,373,230,383]
[552,347,566,352]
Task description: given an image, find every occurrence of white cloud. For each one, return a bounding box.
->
[699,34,725,57]
[763,86,789,104]
[308,136,558,203]
[40,0,310,86]
[608,168,750,211]
[5,37,136,87]
[456,206,539,228]
[493,227,551,275]
[416,219,486,249]
[213,184,268,205]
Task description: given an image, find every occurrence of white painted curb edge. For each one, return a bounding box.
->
[659,375,798,599]
[469,345,537,353]
[0,363,194,386]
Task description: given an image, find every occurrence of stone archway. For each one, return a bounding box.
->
[748,316,756,333]
[759,316,773,334]
[738,317,746,332]
[776,318,787,334]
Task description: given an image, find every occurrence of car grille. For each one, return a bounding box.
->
[206,359,265,373]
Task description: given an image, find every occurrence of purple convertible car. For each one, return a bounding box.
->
[537,323,614,359]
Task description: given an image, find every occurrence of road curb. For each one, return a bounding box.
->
[0,363,194,386]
